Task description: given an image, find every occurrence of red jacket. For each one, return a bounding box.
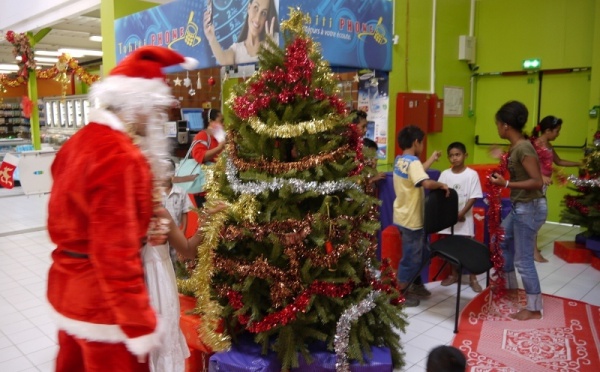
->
[47,117,159,356]
[191,130,219,164]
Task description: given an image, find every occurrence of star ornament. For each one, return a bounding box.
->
[173,77,182,86]
[281,8,310,36]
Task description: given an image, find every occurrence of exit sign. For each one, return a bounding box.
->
[523,58,541,70]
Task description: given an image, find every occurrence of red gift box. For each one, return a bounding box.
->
[179,294,212,371]
[553,241,592,263]
[381,225,401,271]
[592,256,600,271]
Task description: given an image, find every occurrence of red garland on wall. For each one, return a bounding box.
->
[21,96,33,118]
[486,153,508,300]
[4,31,36,78]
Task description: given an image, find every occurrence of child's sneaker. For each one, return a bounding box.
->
[408,283,431,298]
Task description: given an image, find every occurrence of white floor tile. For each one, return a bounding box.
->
[401,343,430,365]
[37,360,56,372]
[6,327,47,345]
[16,335,55,355]
[0,356,34,372]
[25,345,57,366]
[0,319,36,336]
[0,345,23,363]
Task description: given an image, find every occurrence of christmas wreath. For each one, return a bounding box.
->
[4,30,36,77]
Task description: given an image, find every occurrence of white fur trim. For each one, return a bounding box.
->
[124,318,165,356]
[50,307,128,343]
[87,108,127,132]
[181,57,199,70]
[89,75,174,110]
[50,307,164,356]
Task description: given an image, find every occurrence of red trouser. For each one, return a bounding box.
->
[55,331,150,372]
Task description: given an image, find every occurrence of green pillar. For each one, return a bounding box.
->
[27,72,40,149]
[27,28,51,150]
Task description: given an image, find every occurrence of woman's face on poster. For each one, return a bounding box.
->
[247,0,270,37]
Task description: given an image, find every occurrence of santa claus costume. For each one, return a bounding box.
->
[47,46,196,372]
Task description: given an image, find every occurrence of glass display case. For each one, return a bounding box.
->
[42,95,91,147]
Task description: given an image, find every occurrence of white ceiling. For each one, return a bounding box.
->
[0,9,102,69]
[0,0,175,72]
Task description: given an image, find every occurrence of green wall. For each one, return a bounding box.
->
[389,0,600,222]
[389,0,475,173]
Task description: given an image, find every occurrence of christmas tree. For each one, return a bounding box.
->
[179,10,407,370]
[561,133,600,235]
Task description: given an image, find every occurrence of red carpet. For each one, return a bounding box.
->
[452,288,600,371]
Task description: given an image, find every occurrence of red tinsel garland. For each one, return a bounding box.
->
[369,259,404,306]
[347,123,365,176]
[227,281,355,333]
[224,259,405,333]
[232,37,345,118]
[529,137,553,177]
[564,195,591,215]
[486,152,508,300]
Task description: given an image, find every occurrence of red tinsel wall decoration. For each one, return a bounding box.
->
[486,152,508,300]
[21,96,33,118]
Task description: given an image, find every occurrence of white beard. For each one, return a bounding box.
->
[213,126,226,143]
[124,111,173,184]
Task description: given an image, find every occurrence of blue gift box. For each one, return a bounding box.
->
[209,336,281,372]
[295,344,392,372]
[209,336,393,372]
[585,235,600,258]
[575,232,587,245]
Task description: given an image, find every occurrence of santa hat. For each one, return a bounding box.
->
[89,46,198,113]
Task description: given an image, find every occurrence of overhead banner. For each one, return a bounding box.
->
[278,0,393,71]
[115,0,392,71]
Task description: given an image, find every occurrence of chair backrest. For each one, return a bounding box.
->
[424,188,459,235]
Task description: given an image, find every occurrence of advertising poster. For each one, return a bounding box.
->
[358,69,389,160]
[115,0,281,69]
[278,0,393,70]
[115,0,392,71]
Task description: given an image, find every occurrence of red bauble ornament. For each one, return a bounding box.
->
[325,241,333,255]
[208,76,216,87]
[5,30,15,43]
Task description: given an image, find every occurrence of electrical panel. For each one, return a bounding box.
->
[458,35,476,63]
[428,94,444,133]
[395,93,445,161]
[395,93,430,162]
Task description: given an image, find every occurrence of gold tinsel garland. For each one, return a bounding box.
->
[244,113,343,138]
[177,156,264,351]
[228,131,352,174]
[0,54,100,91]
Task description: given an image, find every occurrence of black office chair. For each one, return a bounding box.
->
[425,188,492,333]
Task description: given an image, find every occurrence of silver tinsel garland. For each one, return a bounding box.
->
[226,158,361,195]
[567,174,600,188]
[334,291,381,372]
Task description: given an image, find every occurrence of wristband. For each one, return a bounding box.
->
[505,180,509,188]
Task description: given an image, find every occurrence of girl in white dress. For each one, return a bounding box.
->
[144,202,226,371]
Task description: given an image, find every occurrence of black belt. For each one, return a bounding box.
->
[63,251,89,259]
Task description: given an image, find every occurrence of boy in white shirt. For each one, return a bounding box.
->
[437,142,483,292]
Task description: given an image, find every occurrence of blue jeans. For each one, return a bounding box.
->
[501,198,547,311]
[396,225,428,286]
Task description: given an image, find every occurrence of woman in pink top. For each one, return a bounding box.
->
[531,115,582,262]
